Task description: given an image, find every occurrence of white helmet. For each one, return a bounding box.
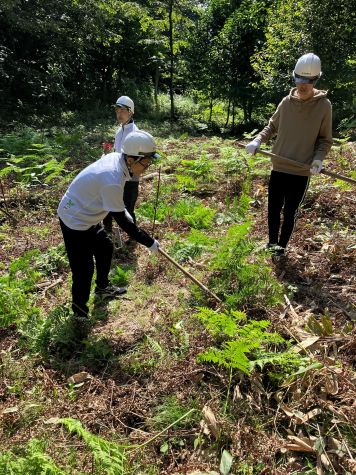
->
[115,95,134,113]
[293,53,322,83]
[122,131,160,160]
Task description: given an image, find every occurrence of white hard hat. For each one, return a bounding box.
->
[115,95,134,113]
[122,131,160,160]
[293,53,322,83]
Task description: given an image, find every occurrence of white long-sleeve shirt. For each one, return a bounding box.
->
[114,120,139,182]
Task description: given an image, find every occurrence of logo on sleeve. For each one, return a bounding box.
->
[63,199,75,210]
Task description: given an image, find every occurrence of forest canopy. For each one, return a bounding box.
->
[1,0,355,132]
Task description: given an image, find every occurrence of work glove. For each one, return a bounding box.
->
[310,159,323,175]
[149,239,160,253]
[245,139,261,155]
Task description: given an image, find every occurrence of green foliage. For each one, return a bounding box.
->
[145,335,165,359]
[6,250,42,291]
[253,0,355,126]
[220,147,250,176]
[0,247,69,331]
[150,395,199,431]
[180,151,214,180]
[0,250,44,328]
[169,240,206,263]
[0,140,68,185]
[174,174,198,192]
[32,305,78,358]
[209,222,284,307]
[306,315,334,336]
[136,201,170,222]
[0,281,39,329]
[196,308,284,374]
[252,350,310,380]
[195,307,247,338]
[58,418,126,475]
[110,265,130,287]
[34,244,69,276]
[0,439,66,474]
[186,228,216,247]
[171,198,216,229]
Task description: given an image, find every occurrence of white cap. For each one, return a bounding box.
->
[293,53,322,83]
[122,131,160,160]
[115,95,134,113]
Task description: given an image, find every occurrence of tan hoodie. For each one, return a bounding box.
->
[257,88,332,176]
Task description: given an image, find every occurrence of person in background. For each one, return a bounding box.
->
[58,131,160,340]
[245,53,332,256]
[103,95,139,234]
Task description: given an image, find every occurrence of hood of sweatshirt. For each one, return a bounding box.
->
[289,88,328,103]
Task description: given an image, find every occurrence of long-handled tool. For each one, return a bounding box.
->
[152,166,161,236]
[158,248,222,304]
[235,142,356,186]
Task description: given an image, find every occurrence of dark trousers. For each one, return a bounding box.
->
[123,180,139,224]
[103,180,139,231]
[59,219,113,317]
[268,170,309,249]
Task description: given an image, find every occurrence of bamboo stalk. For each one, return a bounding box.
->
[235,142,356,186]
[158,248,222,304]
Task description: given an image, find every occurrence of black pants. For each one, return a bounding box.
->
[103,180,139,231]
[268,170,309,249]
[59,219,113,317]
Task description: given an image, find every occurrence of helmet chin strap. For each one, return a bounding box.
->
[120,112,133,126]
[122,153,133,177]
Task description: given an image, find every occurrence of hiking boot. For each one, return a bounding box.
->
[266,243,285,257]
[265,243,277,250]
[95,284,127,299]
[272,245,285,257]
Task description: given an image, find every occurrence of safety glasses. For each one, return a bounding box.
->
[294,73,319,84]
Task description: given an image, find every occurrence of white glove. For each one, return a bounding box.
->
[245,139,261,155]
[149,239,160,253]
[310,159,323,175]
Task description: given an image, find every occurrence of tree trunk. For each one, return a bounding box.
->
[225,98,231,128]
[154,66,160,113]
[208,95,213,123]
[168,0,175,122]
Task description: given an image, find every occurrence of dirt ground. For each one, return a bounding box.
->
[0,140,355,474]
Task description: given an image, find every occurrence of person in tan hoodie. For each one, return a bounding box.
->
[246,53,332,256]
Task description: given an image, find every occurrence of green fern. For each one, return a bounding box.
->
[196,308,285,375]
[145,335,165,358]
[195,307,246,338]
[0,439,66,474]
[209,222,284,307]
[58,418,126,475]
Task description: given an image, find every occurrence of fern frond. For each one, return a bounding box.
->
[58,418,126,475]
[145,335,165,358]
[195,307,247,338]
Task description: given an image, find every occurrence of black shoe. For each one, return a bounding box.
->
[273,246,285,257]
[266,243,285,256]
[265,243,277,250]
[95,284,127,299]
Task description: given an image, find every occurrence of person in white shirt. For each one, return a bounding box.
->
[58,131,160,340]
[103,95,139,234]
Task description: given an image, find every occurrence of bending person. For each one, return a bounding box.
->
[58,131,160,339]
